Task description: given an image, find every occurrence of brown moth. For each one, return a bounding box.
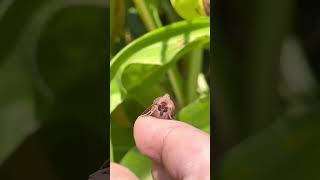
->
[141,93,175,120]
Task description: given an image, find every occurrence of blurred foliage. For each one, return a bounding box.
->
[214,0,320,179]
[2,0,320,179]
[0,0,108,179]
[120,147,152,180]
[110,0,210,179]
[214,107,320,180]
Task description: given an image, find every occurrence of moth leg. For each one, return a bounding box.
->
[146,106,157,116]
[168,112,174,120]
[141,105,153,116]
[141,105,156,117]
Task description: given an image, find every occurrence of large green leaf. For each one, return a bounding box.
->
[110,79,124,113]
[215,108,320,180]
[128,84,166,108]
[110,18,210,113]
[120,147,152,180]
[177,95,210,133]
[111,112,135,162]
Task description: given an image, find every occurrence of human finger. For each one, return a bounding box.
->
[134,116,210,180]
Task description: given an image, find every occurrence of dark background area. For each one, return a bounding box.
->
[1,0,320,179]
[0,1,108,179]
[214,0,320,179]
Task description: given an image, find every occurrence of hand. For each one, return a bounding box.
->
[110,116,210,180]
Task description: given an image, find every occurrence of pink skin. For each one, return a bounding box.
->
[110,162,139,180]
[110,116,210,180]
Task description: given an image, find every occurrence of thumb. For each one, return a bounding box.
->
[134,116,210,179]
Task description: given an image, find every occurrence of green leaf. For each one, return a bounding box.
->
[129,83,166,108]
[177,95,210,133]
[170,0,207,20]
[120,147,152,180]
[215,108,320,180]
[111,114,135,162]
[110,18,210,113]
[110,79,125,113]
[197,73,210,95]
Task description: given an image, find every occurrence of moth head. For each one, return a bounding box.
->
[165,94,175,110]
[148,93,176,119]
[163,93,170,99]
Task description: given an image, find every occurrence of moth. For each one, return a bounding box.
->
[141,93,175,120]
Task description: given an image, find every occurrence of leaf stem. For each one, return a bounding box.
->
[168,66,185,108]
[133,0,186,107]
[186,48,203,103]
[133,0,157,31]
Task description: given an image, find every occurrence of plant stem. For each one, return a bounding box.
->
[168,66,185,108]
[161,0,180,22]
[186,48,203,103]
[133,0,157,31]
[133,0,185,107]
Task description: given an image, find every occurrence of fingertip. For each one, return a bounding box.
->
[110,162,139,180]
[151,161,175,180]
[133,116,210,179]
[133,116,169,161]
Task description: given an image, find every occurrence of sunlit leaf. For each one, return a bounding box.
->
[110,18,210,113]
[120,147,152,180]
[177,95,210,133]
[111,114,135,162]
